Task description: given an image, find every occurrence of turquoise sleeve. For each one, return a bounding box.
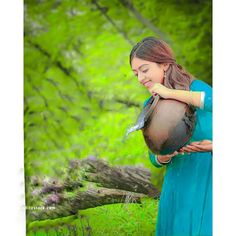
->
[149,151,163,168]
[190,80,212,112]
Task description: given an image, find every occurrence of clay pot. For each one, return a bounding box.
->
[142,96,196,155]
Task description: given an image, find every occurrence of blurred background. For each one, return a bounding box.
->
[24,0,212,235]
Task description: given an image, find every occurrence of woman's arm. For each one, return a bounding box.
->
[149,80,212,111]
[190,80,212,112]
[149,150,179,168]
[149,83,203,108]
[179,140,212,153]
[149,151,164,168]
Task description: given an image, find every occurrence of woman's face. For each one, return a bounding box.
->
[131,57,168,89]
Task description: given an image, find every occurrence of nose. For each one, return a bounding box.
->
[137,72,145,83]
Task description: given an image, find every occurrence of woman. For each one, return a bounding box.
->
[130,37,212,236]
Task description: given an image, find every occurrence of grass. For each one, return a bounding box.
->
[27,197,158,236]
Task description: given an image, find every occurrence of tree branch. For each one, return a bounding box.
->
[91,0,134,45]
[27,157,159,220]
[119,0,171,43]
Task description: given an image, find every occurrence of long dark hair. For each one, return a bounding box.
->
[130,37,194,90]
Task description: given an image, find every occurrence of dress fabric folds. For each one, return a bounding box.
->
[144,80,212,236]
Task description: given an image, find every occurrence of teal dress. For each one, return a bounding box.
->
[144,80,212,236]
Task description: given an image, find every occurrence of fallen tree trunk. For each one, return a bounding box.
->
[27,157,159,221]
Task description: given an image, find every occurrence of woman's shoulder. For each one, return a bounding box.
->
[190,79,212,91]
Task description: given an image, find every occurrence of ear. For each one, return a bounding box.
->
[163,63,170,71]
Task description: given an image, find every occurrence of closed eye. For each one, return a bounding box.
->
[142,69,149,73]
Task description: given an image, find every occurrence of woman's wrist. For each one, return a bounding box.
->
[157,155,172,164]
[163,87,172,99]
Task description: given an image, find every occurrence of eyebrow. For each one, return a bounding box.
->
[132,64,149,72]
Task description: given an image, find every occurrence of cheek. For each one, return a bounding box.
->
[151,72,164,84]
[159,75,164,84]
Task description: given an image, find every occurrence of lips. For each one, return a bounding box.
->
[143,81,153,88]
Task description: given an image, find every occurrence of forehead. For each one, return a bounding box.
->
[131,57,153,70]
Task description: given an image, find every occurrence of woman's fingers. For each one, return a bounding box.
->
[152,92,158,96]
[180,146,201,153]
[166,151,179,158]
[172,151,179,156]
[190,143,212,152]
[189,140,212,147]
[148,83,170,99]
[188,141,201,145]
[200,140,212,145]
[158,151,179,163]
[180,140,213,153]
[180,144,212,154]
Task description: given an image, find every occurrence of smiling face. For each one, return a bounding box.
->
[131,57,169,89]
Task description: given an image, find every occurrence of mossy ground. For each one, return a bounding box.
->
[27,198,158,236]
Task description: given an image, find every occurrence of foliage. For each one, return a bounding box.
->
[24,0,211,234]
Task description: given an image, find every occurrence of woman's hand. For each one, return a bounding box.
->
[179,140,212,154]
[149,83,202,108]
[148,83,171,98]
[157,151,178,164]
